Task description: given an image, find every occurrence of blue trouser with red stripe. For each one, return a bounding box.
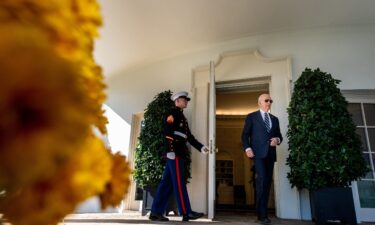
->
[151,157,192,215]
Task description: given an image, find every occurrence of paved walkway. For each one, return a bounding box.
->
[60,211,375,225]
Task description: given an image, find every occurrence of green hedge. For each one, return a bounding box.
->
[286,68,368,190]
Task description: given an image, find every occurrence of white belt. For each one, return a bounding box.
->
[174,131,187,139]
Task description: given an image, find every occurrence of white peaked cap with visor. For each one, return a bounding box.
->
[171,91,191,101]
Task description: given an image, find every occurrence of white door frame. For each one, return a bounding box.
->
[190,49,300,219]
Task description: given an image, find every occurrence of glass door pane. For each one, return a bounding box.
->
[362,153,374,179]
[356,128,368,152]
[357,180,375,208]
[348,103,364,126]
[364,104,375,126]
[348,101,375,222]
[368,128,375,152]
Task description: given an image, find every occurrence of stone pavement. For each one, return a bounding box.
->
[59,211,375,225]
[2,211,374,225]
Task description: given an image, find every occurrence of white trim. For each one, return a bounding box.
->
[191,48,292,91]
[216,76,271,93]
[342,89,375,102]
[174,131,187,139]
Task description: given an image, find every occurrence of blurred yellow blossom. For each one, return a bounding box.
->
[0,135,112,225]
[100,153,132,209]
[0,0,107,133]
[69,135,113,199]
[0,0,101,54]
[0,1,131,224]
[0,25,91,191]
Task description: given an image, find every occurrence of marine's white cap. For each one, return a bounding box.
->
[171,91,191,101]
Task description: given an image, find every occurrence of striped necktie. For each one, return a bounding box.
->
[264,112,271,133]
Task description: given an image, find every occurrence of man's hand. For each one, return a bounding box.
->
[270,137,279,146]
[201,146,209,154]
[245,148,254,158]
[166,152,176,160]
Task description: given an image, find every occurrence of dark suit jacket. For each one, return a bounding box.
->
[241,110,283,161]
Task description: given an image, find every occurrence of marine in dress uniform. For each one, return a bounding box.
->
[149,91,209,222]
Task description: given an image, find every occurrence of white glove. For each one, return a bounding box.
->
[201,146,209,155]
[166,152,176,160]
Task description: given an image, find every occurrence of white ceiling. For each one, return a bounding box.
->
[94,0,375,77]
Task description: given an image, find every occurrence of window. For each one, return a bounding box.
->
[348,103,375,208]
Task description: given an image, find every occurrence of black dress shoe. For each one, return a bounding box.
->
[257,217,271,224]
[149,212,169,221]
[182,211,204,221]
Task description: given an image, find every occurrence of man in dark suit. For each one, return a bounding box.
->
[241,93,283,224]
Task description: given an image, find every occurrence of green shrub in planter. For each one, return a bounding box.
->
[286,68,368,190]
[133,90,192,189]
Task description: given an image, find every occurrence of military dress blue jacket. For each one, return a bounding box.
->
[164,106,203,158]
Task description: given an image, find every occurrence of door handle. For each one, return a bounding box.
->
[209,140,217,154]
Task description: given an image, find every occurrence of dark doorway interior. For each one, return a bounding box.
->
[215,89,275,215]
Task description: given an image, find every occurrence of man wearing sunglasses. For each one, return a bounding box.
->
[241,93,283,224]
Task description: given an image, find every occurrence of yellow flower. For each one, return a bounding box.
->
[0,135,112,225]
[0,0,96,55]
[100,153,132,209]
[0,1,113,224]
[0,180,77,225]
[0,25,91,192]
[78,58,108,133]
[71,0,102,37]
[69,135,113,199]
[0,0,108,134]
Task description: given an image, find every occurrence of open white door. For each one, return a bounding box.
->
[207,61,216,219]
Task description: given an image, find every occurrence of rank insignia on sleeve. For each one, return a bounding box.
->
[166,115,174,124]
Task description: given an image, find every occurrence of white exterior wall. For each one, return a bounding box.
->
[103,25,375,218]
[106,25,375,122]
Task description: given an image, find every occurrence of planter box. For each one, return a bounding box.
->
[310,187,357,225]
[141,187,178,216]
[141,187,155,216]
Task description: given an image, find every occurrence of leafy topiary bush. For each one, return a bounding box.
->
[286,68,368,190]
[133,90,192,188]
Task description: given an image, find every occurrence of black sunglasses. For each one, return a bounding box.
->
[265,99,273,103]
